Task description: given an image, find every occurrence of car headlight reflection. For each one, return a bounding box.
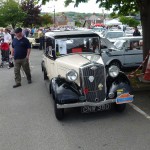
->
[108,65,119,78]
[66,70,78,81]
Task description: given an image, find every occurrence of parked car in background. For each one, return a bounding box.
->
[102,36,143,70]
[41,30,134,120]
[100,30,126,43]
[27,32,40,48]
[91,27,105,33]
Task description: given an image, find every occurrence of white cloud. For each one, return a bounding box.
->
[41,0,111,14]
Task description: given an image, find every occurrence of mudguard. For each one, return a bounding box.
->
[51,78,82,104]
[107,72,132,96]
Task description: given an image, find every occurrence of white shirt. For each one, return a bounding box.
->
[4,32,12,43]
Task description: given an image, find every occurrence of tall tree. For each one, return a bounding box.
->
[21,0,41,27]
[0,0,26,29]
[41,13,53,27]
[39,0,150,71]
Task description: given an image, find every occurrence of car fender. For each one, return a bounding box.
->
[50,78,81,104]
[107,72,132,95]
[106,58,122,67]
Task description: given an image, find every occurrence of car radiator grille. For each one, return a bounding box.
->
[80,63,106,102]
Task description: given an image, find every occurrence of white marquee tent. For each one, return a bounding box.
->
[105,19,122,26]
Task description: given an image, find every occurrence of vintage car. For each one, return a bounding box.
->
[41,31,134,120]
[102,36,143,69]
[27,33,40,48]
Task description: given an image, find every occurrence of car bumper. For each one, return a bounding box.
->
[57,99,116,108]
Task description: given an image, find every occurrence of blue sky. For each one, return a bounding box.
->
[41,0,111,14]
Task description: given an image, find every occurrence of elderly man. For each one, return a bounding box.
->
[11,28,32,88]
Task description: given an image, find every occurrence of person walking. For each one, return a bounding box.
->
[0,28,12,68]
[11,28,32,88]
[133,26,141,36]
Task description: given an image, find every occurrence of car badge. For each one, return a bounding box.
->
[90,66,97,70]
[98,83,103,90]
[89,76,94,82]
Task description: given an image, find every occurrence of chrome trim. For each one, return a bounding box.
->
[57,99,116,109]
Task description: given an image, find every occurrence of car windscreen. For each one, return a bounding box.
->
[55,37,100,56]
[106,32,124,38]
[114,40,126,50]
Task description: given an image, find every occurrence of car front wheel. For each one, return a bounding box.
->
[109,61,121,70]
[54,101,64,120]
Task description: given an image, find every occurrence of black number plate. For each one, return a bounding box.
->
[81,104,111,113]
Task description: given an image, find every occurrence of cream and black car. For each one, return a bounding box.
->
[41,31,134,120]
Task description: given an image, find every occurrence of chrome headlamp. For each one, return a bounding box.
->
[108,65,119,78]
[66,70,78,81]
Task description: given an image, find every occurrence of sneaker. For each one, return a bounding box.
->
[13,83,21,88]
[0,64,3,68]
[7,66,10,69]
[28,80,32,84]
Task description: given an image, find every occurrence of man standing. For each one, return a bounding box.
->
[11,28,32,88]
[0,28,12,68]
[133,26,141,36]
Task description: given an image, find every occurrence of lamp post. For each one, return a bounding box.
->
[53,5,55,27]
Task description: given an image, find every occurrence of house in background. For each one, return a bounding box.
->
[85,13,104,28]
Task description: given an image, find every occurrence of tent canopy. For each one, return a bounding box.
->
[105,19,122,26]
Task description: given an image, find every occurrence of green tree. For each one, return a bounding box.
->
[21,0,41,27]
[40,0,150,71]
[110,12,118,19]
[119,16,140,27]
[41,13,53,27]
[0,0,26,29]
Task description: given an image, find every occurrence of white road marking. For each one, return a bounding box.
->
[129,103,150,120]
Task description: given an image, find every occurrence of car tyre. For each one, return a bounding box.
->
[44,70,48,80]
[51,83,64,120]
[109,61,121,70]
[114,103,126,112]
[54,101,64,120]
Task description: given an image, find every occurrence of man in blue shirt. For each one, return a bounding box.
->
[11,28,32,88]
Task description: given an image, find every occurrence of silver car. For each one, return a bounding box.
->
[102,36,143,69]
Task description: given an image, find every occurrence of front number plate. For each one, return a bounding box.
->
[81,104,111,113]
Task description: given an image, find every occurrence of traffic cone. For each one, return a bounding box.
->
[144,51,150,81]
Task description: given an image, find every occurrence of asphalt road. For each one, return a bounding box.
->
[0,49,150,150]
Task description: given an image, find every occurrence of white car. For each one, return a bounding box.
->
[102,36,143,69]
[101,30,125,43]
[41,31,134,120]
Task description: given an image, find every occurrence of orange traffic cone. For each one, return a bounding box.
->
[144,51,150,81]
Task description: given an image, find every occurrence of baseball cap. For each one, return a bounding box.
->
[15,28,22,33]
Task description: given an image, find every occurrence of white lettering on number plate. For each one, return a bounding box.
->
[81,104,111,113]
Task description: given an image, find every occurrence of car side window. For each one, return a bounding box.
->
[130,41,140,50]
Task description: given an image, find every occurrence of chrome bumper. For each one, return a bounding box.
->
[57,99,116,109]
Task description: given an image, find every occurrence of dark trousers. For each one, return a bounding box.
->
[14,58,31,84]
[39,37,44,50]
[1,50,10,63]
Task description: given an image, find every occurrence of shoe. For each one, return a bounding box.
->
[7,66,10,69]
[13,83,21,88]
[0,64,3,68]
[28,80,32,84]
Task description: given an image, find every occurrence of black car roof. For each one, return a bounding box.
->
[45,30,100,39]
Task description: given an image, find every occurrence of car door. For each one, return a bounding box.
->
[124,39,143,67]
[44,38,56,80]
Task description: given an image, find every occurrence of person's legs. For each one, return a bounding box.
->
[13,59,22,87]
[39,37,42,50]
[0,50,5,67]
[22,58,32,83]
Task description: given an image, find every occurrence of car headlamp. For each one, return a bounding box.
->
[108,65,119,78]
[66,70,78,81]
